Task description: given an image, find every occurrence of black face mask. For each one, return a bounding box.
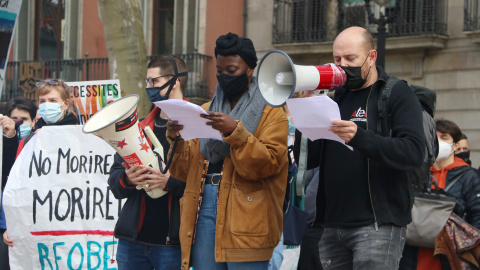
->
[455,151,470,162]
[146,87,168,102]
[146,78,176,103]
[340,54,370,90]
[217,72,249,98]
[145,55,188,103]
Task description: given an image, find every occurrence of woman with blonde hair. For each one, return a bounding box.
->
[3,79,78,249]
[18,79,77,150]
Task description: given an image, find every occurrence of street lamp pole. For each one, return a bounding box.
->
[364,0,400,69]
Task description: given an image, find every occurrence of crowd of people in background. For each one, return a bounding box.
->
[1,27,480,270]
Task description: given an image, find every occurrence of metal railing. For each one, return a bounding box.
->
[273,0,448,44]
[2,53,212,101]
[465,0,480,31]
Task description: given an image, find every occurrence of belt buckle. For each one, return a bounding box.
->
[210,173,222,186]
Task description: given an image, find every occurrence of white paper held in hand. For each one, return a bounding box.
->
[153,99,223,141]
[286,95,353,150]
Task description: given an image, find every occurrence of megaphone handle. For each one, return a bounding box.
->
[143,126,164,159]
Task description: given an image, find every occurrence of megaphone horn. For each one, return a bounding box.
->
[257,50,347,107]
[82,94,168,198]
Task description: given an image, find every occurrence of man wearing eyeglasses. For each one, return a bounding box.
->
[108,55,188,269]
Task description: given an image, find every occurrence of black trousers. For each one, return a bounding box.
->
[297,225,323,270]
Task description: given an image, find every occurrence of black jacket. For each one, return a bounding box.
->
[108,107,185,245]
[2,134,18,189]
[17,113,78,149]
[18,113,79,154]
[399,163,480,270]
[444,165,480,229]
[294,66,425,228]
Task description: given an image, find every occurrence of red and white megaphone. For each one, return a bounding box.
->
[82,95,168,198]
[257,50,347,107]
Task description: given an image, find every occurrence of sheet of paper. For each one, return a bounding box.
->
[153,99,222,141]
[286,96,353,150]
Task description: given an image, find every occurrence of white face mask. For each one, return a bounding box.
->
[436,139,455,162]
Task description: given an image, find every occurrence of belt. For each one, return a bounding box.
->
[205,173,222,185]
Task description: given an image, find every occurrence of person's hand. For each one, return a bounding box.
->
[3,231,13,247]
[142,164,170,190]
[329,120,358,143]
[201,111,237,136]
[0,115,16,138]
[166,120,183,138]
[121,162,150,186]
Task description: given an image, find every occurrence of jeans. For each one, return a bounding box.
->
[116,239,181,270]
[319,224,406,270]
[191,184,269,270]
[268,233,284,270]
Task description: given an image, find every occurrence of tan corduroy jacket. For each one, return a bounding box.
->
[167,103,288,269]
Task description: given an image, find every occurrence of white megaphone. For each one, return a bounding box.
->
[82,94,167,198]
[257,50,347,107]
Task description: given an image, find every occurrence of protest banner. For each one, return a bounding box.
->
[67,80,121,125]
[0,0,22,97]
[3,125,121,269]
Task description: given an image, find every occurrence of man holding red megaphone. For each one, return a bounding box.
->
[294,26,425,269]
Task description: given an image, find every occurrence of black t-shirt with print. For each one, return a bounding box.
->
[323,86,375,228]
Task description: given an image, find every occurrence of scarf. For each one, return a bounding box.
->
[430,157,469,189]
[200,77,266,163]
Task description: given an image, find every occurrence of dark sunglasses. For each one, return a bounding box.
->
[36,79,66,87]
[144,74,174,87]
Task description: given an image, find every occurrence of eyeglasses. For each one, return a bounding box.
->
[144,75,174,87]
[36,79,66,87]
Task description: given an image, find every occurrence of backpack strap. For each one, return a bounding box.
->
[444,171,467,192]
[376,77,400,137]
[296,135,308,197]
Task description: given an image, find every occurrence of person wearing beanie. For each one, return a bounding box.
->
[166,32,288,269]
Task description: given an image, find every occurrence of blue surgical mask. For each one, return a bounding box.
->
[146,87,170,103]
[18,123,31,138]
[146,76,177,103]
[38,102,64,124]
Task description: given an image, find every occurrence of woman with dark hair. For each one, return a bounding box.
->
[4,97,37,140]
[400,119,480,269]
[167,33,288,269]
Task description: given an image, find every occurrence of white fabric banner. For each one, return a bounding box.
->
[3,125,120,269]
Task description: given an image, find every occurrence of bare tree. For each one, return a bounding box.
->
[97,0,149,118]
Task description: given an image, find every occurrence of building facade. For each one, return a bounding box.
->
[5,0,480,166]
[6,0,247,104]
[245,0,480,168]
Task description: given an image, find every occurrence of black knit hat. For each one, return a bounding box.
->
[214,32,258,68]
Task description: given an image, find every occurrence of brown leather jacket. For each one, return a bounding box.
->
[167,104,288,268]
